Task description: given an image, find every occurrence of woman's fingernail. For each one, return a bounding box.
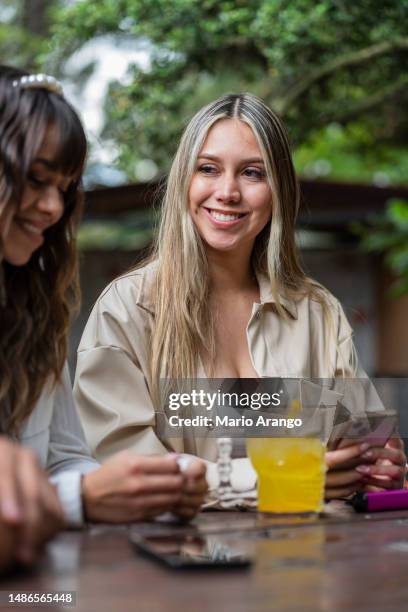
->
[360,443,370,452]
[177,456,193,472]
[1,500,20,521]
[356,465,370,474]
[362,451,373,459]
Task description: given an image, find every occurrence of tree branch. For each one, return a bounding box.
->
[279,38,408,114]
[311,77,408,130]
[21,0,51,38]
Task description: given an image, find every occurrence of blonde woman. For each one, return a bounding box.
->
[75,93,406,502]
[0,65,206,566]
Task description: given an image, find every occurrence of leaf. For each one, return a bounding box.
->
[386,199,408,230]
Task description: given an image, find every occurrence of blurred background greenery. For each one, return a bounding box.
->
[1,0,407,286]
[1,0,406,184]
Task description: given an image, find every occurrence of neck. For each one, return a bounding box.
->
[206,246,256,294]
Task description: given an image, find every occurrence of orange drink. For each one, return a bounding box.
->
[247,437,326,514]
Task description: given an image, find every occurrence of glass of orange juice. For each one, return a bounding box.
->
[247,424,326,514]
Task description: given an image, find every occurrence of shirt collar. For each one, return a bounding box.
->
[140,263,298,320]
[255,270,298,320]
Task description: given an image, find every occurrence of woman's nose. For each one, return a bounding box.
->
[37,186,64,223]
[215,173,240,204]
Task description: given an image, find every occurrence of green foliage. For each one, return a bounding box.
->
[0,23,42,68]
[0,0,45,69]
[355,200,408,296]
[46,0,408,180]
[294,123,408,185]
[77,210,154,250]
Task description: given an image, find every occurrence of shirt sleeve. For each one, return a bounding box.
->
[47,365,99,527]
[74,278,182,463]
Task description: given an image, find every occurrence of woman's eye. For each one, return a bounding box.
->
[198,164,218,175]
[28,175,46,188]
[244,167,265,180]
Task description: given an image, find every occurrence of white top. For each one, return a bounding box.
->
[19,364,99,526]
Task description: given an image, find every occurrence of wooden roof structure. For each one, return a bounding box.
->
[84,179,408,231]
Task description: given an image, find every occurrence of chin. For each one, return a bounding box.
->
[205,239,241,252]
[4,251,33,266]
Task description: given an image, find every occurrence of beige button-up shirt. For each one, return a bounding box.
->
[74,262,361,483]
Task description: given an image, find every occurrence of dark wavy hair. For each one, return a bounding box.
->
[0,66,87,434]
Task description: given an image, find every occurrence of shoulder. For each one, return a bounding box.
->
[97,260,157,315]
[295,282,352,339]
[296,281,342,312]
[78,261,157,355]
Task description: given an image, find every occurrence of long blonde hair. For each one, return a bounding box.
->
[147,93,351,404]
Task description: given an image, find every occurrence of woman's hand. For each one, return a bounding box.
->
[357,436,407,491]
[325,442,372,499]
[172,458,208,520]
[0,437,64,570]
[82,452,185,523]
[325,436,407,500]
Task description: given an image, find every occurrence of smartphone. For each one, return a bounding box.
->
[129,533,253,569]
[329,410,398,451]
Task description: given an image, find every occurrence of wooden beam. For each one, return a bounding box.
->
[83,179,408,230]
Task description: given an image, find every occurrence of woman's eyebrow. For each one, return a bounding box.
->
[197,154,265,164]
[32,159,74,188]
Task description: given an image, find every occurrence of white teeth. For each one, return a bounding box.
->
[20,221,42,235]
[210,210,242,222]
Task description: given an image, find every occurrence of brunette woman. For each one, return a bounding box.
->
[0,66,206,567]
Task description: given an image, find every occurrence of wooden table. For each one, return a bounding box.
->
[2,504,408,612]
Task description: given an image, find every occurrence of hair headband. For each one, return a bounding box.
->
[12,73,64,96]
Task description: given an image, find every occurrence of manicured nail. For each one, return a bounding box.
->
[362,451,373,459]
[177,456,193,472]
[360,443,370,452]
[356,465,370,474]
[1,500,20,521]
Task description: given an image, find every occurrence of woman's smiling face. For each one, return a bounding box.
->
[1,126,73,266]
[188,118,272,255]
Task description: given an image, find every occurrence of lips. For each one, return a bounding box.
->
[16,219,44,234]
[14,217,45,245]
[204,207,247,225]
